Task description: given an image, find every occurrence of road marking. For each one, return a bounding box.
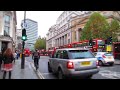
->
[41,73,53,75]
[30,62,45,79]
[99,70,120,79]
[28,62,32,69]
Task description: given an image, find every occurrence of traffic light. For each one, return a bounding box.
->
[89,39,93,46]
[107,37,112,44]
[109,36,112,44]
[22,29,27,41]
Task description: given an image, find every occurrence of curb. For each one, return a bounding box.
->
[114,60,120,65]
[114,63,120,65]
[30,62,45,79]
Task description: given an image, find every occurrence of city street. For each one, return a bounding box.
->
[26,56,120,79]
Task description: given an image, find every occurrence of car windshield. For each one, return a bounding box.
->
[68,50,95,59]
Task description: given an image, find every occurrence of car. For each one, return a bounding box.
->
[48,48,99,79]
[94,52,115,66]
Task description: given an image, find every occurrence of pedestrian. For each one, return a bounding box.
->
[2,48,14,79]
[16,51,19,60]
[32,49,40,71]
[13,51,17,63]
[0,52,3,71]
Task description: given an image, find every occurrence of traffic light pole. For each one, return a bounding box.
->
[21,11,26,69]
[21,41,25,69]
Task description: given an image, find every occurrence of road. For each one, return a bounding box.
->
[26,56,120,79]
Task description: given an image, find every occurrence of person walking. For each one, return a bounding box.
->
[2,48,14,79]
[32,49,40,71]
[13,51,17,63]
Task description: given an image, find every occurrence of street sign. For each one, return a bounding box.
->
[21,21,27,29]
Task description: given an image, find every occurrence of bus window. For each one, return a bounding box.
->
[97,40,105,46]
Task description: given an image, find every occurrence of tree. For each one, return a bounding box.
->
[34,37,46,50]
[109,19,120,42]
[80,12,109,40]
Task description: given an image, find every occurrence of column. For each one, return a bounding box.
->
[58,39,59,47]
[76,30,79,42]
[60,37,61,46]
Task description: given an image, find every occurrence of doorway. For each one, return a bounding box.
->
[2,42,8,54]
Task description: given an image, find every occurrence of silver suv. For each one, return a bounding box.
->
[48,48,99,79]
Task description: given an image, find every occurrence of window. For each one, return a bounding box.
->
[97,40,105,46]
[63,50,69,59]
[68,50,95,59]
[68,39,70,44]
[4,26,10,36]
[68,33,70,36]
[54,51,63,58]
[4,15,10,23]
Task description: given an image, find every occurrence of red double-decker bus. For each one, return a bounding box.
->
[113,42,120,60]
[39,49,49,56]
[24,48,31,57]
[70,38,105,52]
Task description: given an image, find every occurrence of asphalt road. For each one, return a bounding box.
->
[26,56,120,79]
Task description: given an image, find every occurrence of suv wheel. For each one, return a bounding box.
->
[58,69,64,79]
[86,75,92,79]
[48,63,52,73]
[98,60,103,66]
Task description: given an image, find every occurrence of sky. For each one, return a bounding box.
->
[16,11,63,37]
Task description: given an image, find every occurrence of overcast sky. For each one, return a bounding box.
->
[16,11,63,37]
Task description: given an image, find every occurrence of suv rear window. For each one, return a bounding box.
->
[68,50,95,59]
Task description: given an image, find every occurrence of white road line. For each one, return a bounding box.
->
[30,62,45,79]
[99,70,120,79]
[41,73,53,75]
[28,62,32,69]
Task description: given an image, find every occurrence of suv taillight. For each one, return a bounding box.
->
[102,55,106,58]
[96,60,98,66]
[67,61,74,69]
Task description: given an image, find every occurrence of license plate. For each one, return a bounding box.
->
[81,61,91,66]
[108,57,111,59]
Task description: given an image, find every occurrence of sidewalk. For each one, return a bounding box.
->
[0,58,38,79]
[114,59,120,65]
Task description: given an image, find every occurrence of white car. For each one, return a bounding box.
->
[95,52,115,66]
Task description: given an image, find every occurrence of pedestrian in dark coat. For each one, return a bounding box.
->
[2,48,14,79]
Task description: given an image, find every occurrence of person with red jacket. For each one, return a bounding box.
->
[2,48,14,79]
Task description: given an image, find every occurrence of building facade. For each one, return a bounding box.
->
[16,29,22,51]
[21,19,38,50]
[70,11,120,43]
[46,11,120,50]
[46,11,89,50]
[0,11,17,53]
